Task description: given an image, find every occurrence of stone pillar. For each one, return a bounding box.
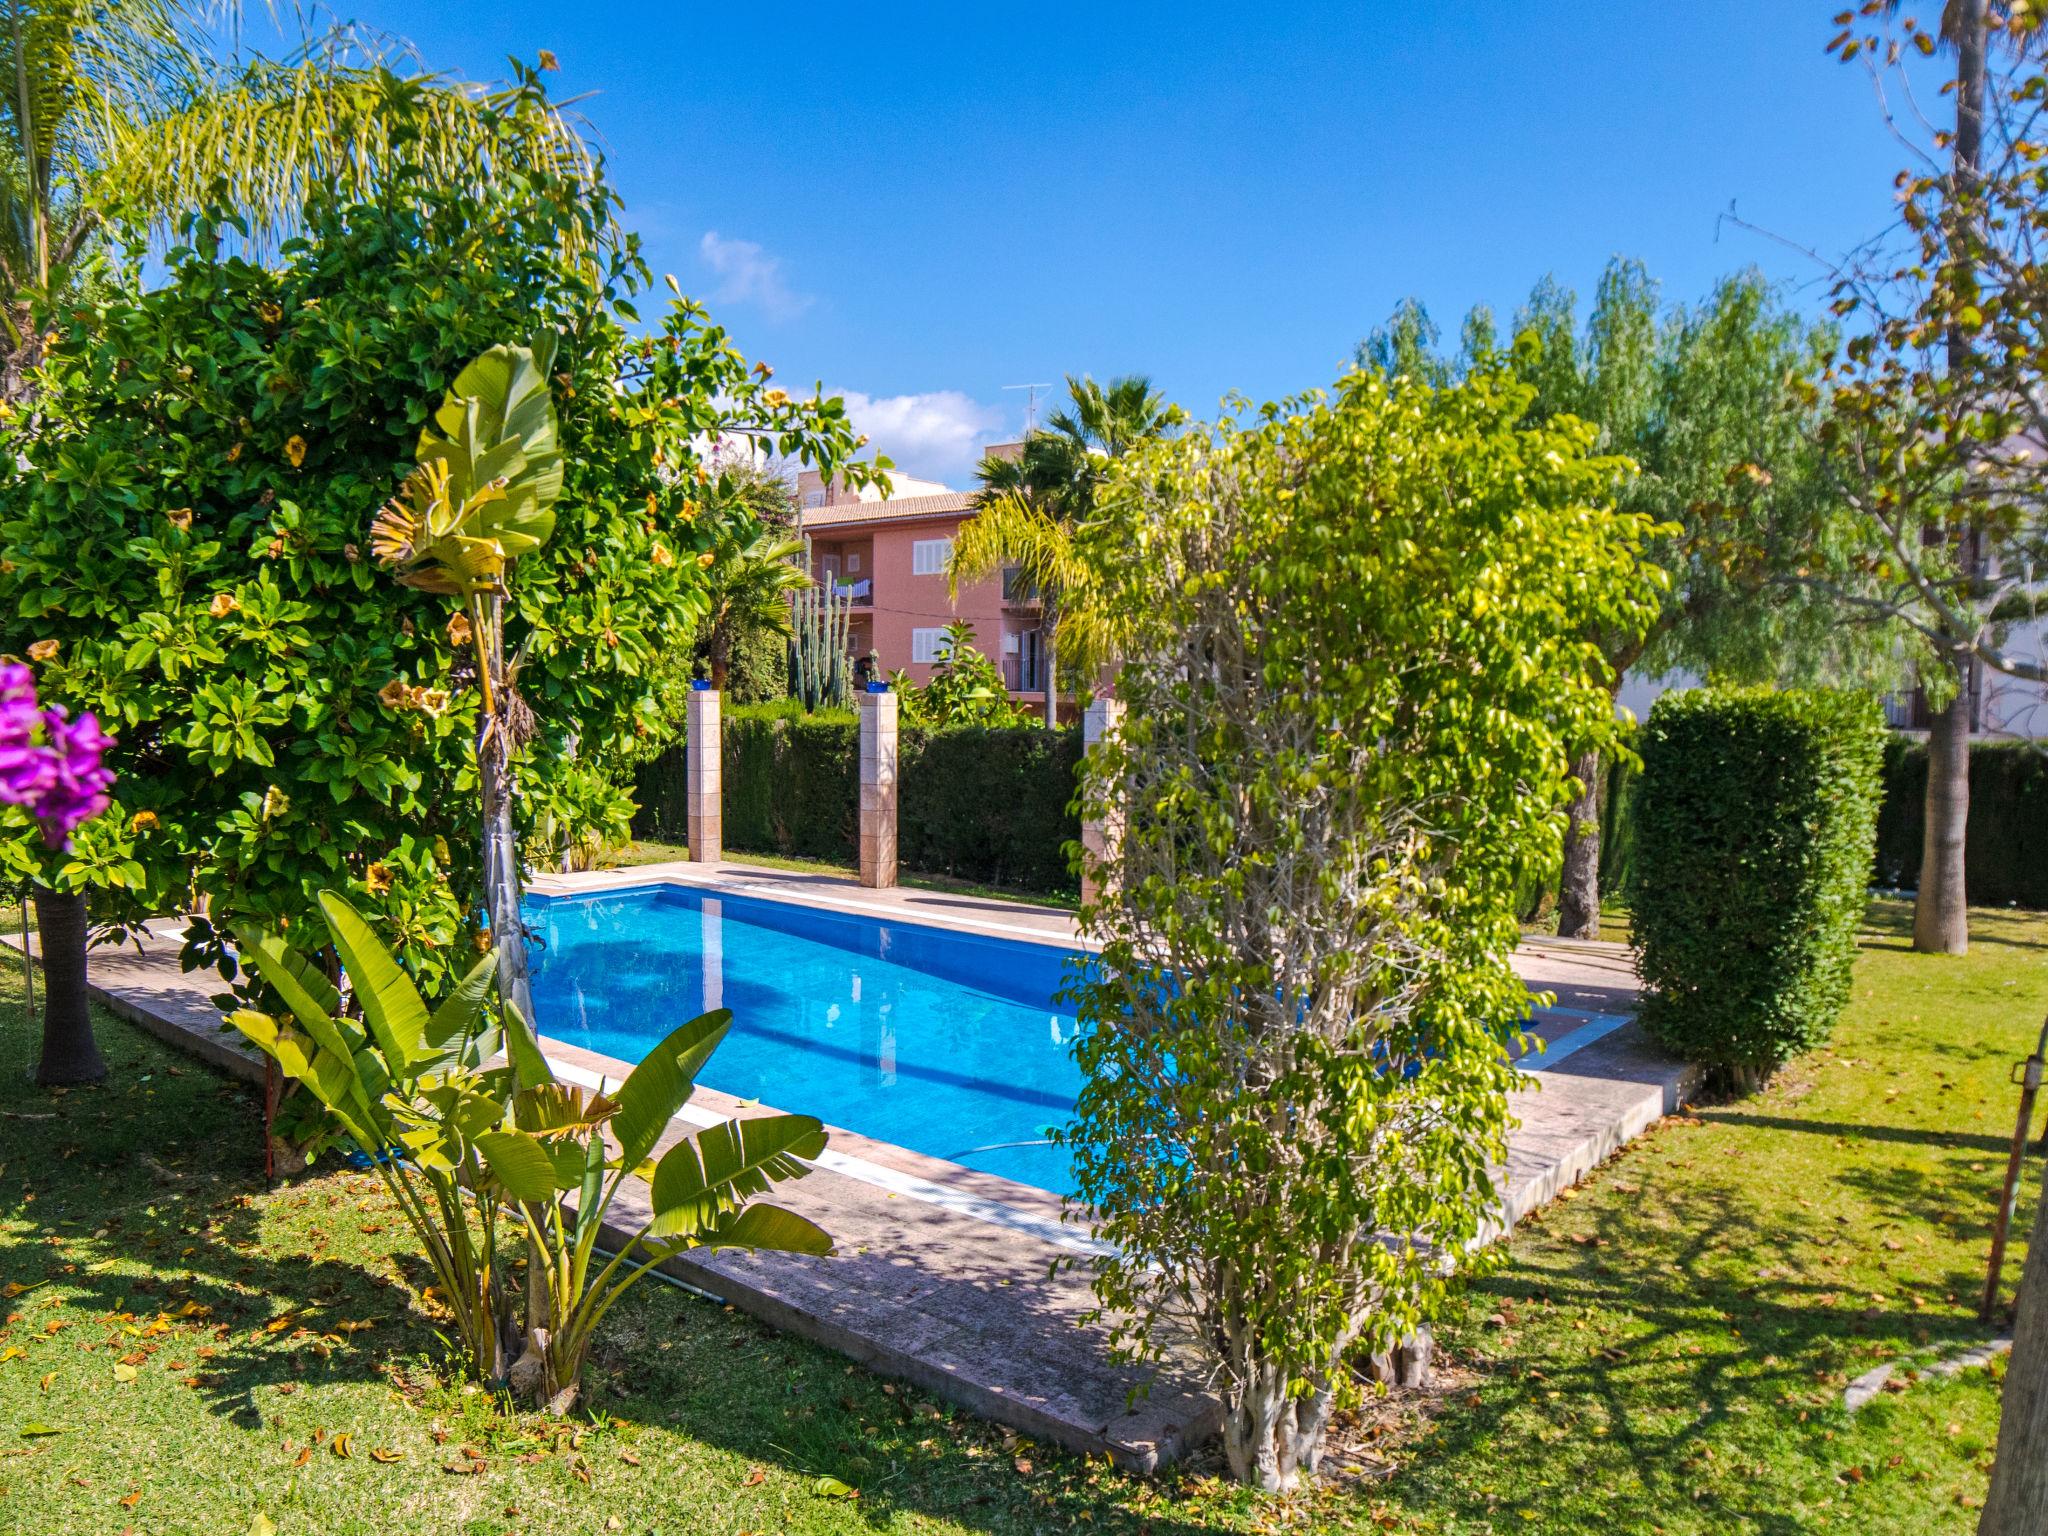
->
[859,685,898,888]
[1081,697,1124,906]
[685,684,720,863]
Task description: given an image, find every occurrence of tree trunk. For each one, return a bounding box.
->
[1556,744,1604,940]
[1221,1358,1335,1491]
[1042,625,1059,732]
[1915,656,1971,955]
[1979,1154,2048,1535]
[32,884,103,1086]
[479,598,535,1029]
[708,630,730,692]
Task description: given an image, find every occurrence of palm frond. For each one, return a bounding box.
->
[102,52,604,255]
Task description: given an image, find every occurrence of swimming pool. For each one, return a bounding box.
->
[524,884,1087,1194]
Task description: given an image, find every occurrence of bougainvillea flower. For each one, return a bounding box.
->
[35,707,114,846]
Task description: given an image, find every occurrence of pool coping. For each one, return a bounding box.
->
[30,875,1695,1472]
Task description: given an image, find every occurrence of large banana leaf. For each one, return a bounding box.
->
[647,1113,827,1241]
[425,949,500,1065]
[501,997,556,1091]
[610,1010,733,1172]
[473,1128,562,1203]
[227,1009,376,1148]
[234,927,385,1118]
[695,1202,833,1257]
[318,891,431,1074]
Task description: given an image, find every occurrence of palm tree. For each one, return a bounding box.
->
[0,3,592,399]
[700,531,809,692]
[948,374,1178,729]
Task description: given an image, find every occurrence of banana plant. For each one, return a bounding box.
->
[227,891,515,1382]
[474,1008,832,1413]
[224,890,833,1409]
[369,336,565,1025]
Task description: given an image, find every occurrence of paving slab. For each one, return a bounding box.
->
[24,883,1691,1471]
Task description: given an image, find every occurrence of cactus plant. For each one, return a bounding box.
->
[790,536,851,711]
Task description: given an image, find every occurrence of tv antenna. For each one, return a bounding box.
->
[1003,382,1053,436]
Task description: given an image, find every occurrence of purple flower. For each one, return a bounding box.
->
[0,666,115,848]
[36,706,114,847]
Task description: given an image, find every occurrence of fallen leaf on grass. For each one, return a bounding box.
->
[368,1447,404,1464]
[813,1475,858,1500]
[291,1447,312,1469]
[111,1364,137,1383]
[743,1466,766,1487]
[618,1450,642,1467]
[118,1489,142,1509]
[248,1514,276,1536]
[330,1432,354,1460]
[18,1423,66,1437]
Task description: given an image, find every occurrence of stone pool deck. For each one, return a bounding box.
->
[30,861,1693,1472]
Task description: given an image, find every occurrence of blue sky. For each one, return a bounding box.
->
[306,2,1910,484]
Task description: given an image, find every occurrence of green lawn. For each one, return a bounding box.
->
[0,898,2034,1533]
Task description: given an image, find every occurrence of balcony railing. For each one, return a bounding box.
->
[1004,656,1047,693]
[1001,567,1040,605]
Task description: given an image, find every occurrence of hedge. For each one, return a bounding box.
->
[1628,687,1886,1088]
[632,704,1083,895]
[1872,737,2048,907]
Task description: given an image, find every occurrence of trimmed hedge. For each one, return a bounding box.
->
[1873,737,2048,907]
[1629,687,1886,1086]
[632,705,1082,895]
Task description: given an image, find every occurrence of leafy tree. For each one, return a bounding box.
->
[894,621,1033,728]
[0,6,591,399]
[0,83,870,1085]
[1066,365,1662,1489]
[1358,262,1851,936]
[949,373,1180,728]
[1777,3,2046,957]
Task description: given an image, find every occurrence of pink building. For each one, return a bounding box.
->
[793,452,1058,716]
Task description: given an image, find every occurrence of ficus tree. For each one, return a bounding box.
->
[1358,261,1857,937]
[0,82,874,1084]
[1064,365,1663,1489]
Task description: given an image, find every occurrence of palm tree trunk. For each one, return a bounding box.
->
[32,884,103,1086]
[1043,630,1058,731]
[1980,1153,2048,1535]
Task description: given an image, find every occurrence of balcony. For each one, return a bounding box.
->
[1001,566,1041,609]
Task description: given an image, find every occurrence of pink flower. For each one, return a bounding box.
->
[0,665,114,847]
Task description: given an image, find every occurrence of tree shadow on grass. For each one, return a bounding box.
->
[3,1003,1235,1535]
[1405,1173,1999,1534]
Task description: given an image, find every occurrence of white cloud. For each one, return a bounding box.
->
[698,231,813,322]
[833,389,1007,488]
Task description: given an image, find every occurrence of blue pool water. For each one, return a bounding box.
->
[523,884,1086,1194]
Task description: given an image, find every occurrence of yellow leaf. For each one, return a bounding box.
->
[249,1514,277,1536]
[112,1363,138,1383]
[331,1431,354,1459]
[369,1446,404,1464]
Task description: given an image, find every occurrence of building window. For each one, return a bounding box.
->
[845,552,861,574]
[802,490,825,509]
[912,537,953,576]
[911,627,950,664]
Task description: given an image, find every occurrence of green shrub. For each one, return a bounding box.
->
[1630,687,1885,1087]
[899,725,1080,891]
[631,707,1081,894]
[1873,736,2048,906]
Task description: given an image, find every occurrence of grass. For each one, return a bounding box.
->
[0,897,2035,1533]
[598,839,1081,911]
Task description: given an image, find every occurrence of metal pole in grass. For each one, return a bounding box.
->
[17,884,31,1027]
[1984,1016,2048,1321]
